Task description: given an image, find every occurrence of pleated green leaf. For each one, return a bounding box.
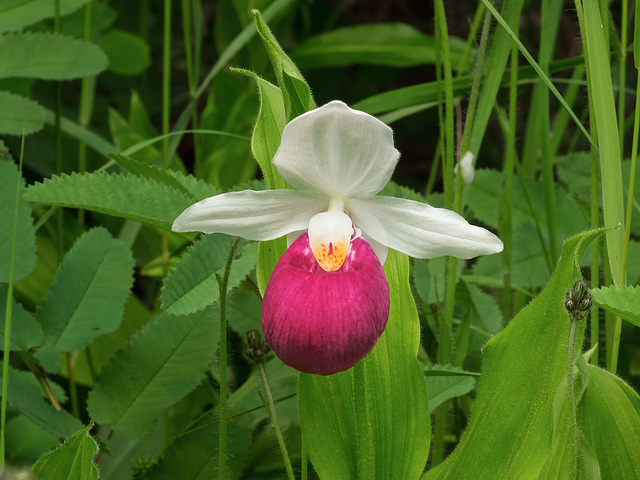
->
[86,307,217,438]
[0,158,36,281]
[24,171,195,230]
[0,90,44,135]
[590,285,640,328]
[0,373,82,438]
[0,32,107,80]
[0,0,91,33]
[253,10,315,121]
[292,23,469,69]
[36,227,134,353]
[32,423,98,480]
[423,229,604,479]
[578,364,640,477]
[298,250,430,480]
[161,236,257,315]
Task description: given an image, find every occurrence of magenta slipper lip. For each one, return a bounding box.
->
[261,233,390,375]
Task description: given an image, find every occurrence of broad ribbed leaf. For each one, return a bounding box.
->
[0,32,107,80]
[0,158,36,280]
[161,238,257,315]
[36,227,134,353]
[423,229,604,479]
[0,0,91,33]
[0,373,81,438]
[578,364,640,477]
[86,307,217,438]
[24,171,195,230]
[32,423,98,480]
[253,11,315,121]
[292,23,469,69]
[0,285,43,350]
[590,285,640,327]
[0,90,44,135]
[299,250,430,480]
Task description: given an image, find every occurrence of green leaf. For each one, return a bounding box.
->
[425,365,477,412]
[5,415,59,462]
[110,153,191,194]
[0,0,91,33]
[24,171,195,230]
[0,373,82,438]
[0,90,44,135]
[162,237,256,316]
[99,29,150,76]
[253,10,315,120]
[0,285,43,350]
[299,250,430,480]
[292,23,470,69]
[582,0,626,284]
[86,307,217,438]
[423,229,604,479]
[36,227,134,353]
[578,364,640,477]
[0,158,36,281]
[32,423,99,480]
[0,32,107,80]
[590,285,640,327]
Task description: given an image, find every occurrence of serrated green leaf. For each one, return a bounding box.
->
[299,250,430,480]
[0,32,107,80]
[0,285,43,350]
[0,159,36,281]
[0,373,82,438]
[0,90,44,135]
[161,238,257,316]
[110,153,191,194]
[423,229,605,479]
[99,29,150,76]
[0,0,91,33]
[86,307,217,438]
[36,227,134,354]
[24,171,195,230]
[590,285,640,327]
[143,410,253,480]
[253,10,315,120]
[32,423,98,480]
[292,23,469,70]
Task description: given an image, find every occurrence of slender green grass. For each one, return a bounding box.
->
[163,0,172,170]
[0,135,25,466]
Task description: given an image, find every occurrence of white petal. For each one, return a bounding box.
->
[172,189,327,241]
[454,151,475,186]
[360,232,388,266]
[347,195,503,259]
[273,100,400,197]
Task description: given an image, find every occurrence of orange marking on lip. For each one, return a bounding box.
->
[312,240,348,271]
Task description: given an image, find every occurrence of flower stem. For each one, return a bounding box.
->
[258,362,295,480]
[218,237,239,479]
[567,314,578,476]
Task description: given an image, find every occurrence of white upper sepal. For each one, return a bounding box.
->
[347,195,504,260]
[171,189,327,241]
[454,151,475,186]
[308,210,354,271]
[273,101,400,198]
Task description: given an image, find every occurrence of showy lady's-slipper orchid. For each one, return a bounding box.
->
[172,101,503,375]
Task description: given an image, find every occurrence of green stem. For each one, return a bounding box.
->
[301,434,308,480]
[617,0,628,153]
[258,362,295,480]
[218,238,239,479]
[0,136,25,466]
[162,0,172,170]
[66,352,79,418]
[78,1,94,225]
[567,315,578,477]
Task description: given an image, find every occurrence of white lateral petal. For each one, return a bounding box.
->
[172,189,327,240]
[347,195,503,260]
[273,101,400,197]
